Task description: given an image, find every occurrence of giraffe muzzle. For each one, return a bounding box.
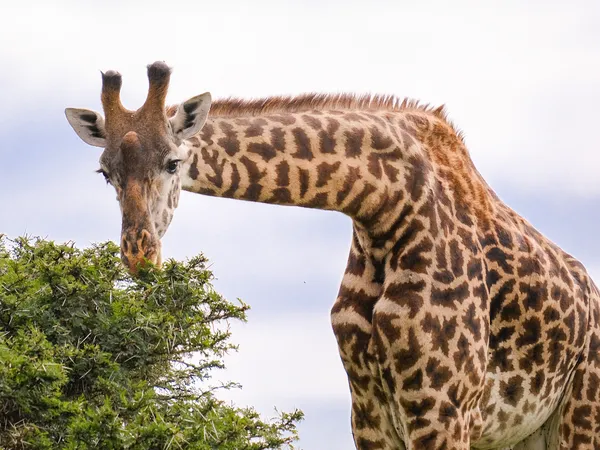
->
[120,229,161,275]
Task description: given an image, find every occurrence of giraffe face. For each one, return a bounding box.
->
[97,128,185,273]
[65,62,211,274]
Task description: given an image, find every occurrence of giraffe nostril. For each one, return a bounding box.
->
[139,230,152,252]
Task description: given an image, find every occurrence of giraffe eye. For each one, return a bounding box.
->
[166,159,181,174]
[96,168,110,184]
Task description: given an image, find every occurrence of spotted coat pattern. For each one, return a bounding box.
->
[66,63,600,449]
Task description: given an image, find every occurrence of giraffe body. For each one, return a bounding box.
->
[65,62,600,449]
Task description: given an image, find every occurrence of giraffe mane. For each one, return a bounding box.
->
[166,93,465,142]
[211,93,448,117]
[168,93,446,118]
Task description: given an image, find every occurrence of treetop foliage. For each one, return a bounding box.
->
[0,236,302,449]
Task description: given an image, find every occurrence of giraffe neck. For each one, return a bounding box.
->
[181,110,419,224]
[179,106,490,259]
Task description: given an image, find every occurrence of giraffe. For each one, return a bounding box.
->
[65,61,600,449]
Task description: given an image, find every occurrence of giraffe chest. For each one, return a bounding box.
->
[372,231,588,447]
[474,289,587,445]
[472,237,589,447]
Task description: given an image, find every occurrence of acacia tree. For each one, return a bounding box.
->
[0,236,302,449]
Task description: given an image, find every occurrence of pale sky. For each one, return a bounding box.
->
[1,1,599,448]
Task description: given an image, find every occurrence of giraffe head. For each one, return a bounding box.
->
[65,62,212,274]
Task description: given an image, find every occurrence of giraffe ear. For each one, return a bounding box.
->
[65,108,107,148]
[169,92,212,141]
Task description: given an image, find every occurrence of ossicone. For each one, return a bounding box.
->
[100,69,126,121]
[140,61,172,117]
